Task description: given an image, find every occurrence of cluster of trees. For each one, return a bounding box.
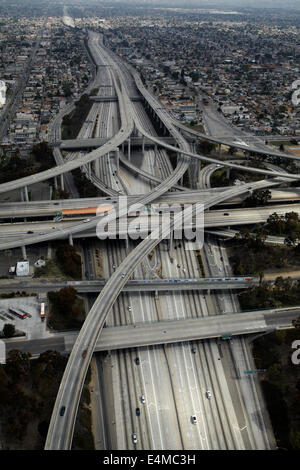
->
[55,243,82,279]
[1,324,15,338]
[197,140,215,154]
[251,311,300,449]
[30,141,55,171]
[62,94,92,140]
[48,286,85,330]
[0,350,67,447]
[265,212,300,246]
[71,168,98,198]
[240,277,300,310]
[0,142,55,185]
[244,189,271,207]
[230,227,300,275]
[0,151,34,184]
[0,347,93,448]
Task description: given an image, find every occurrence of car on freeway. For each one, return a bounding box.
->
[112,264,116,269]
[136,408,140,416]
[83,218,90,223]
[191,347,196,354]
[223,213,229,216]
[27,231,33,234]
[132,433,137,444]
[82,349,87,359]
[39,232,45,235]
[140,395,146,404]
[191,415,197,424]
[128,306,132,311]
[60,406,66,417]
[177,264,181,268]
[135,357,140,365]
[206,390,212,399]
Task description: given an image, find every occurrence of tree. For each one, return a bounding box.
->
[2,323,15,338]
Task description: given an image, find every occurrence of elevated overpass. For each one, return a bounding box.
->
[0,277,255,294]
[57,135,175,150]
[5,306,299,359]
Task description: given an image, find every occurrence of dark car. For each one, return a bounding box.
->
[223,213,229,216]
[82,349,87,358]
[136,408,140,416]
[27,231,34,234]
[60,406,66,417]
[135,357,140,365]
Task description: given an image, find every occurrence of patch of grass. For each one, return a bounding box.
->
[196,251,205,277]
[33,259,66,279]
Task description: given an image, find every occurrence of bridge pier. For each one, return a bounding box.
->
[226,168,231,179]
[69,234,73,246]
[142,135,145,154]
[128,138,131,162]
[21,245,27,260]
[115,148,120,175]
[60,174,64,191]
[154,144,157,166]
[24,185,29,202]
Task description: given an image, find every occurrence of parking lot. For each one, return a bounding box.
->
[0,296,49,340]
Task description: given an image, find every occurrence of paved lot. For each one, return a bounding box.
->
[0,296,50,340]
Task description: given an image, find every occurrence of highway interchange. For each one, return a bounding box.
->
[2,29,300,451]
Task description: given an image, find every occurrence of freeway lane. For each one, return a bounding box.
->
[45,179,288,449]
[1,201,300,247]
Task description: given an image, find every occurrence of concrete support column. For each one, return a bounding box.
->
[219,143,222,156]
[170,230,174,253]
[88,162,91,178]
[21,245,27,260]
[142,135,145,154]
[69,234,73,246]
[226,168,231,179]
[128,138,131,162]
[125,236,129,251]
[115,148,120,176]
[24,185,29,202]
[54,176,58,190]
[154,144,157,166]
[60,173,64,191]
[20,189,24,202]
[49,185,53,200]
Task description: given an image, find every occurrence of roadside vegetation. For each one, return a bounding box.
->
[62,93,92,139]
[228,212,300,276]
[0,350,93,449]
[34,244,82,280]
[249,311,300,449]
[0,142,55,184]
[71,168,99,198]
[48,286,86,331]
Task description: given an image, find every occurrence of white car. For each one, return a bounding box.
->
[206,390,212,399]
[132,433,137,444]
[83,218,90,223]
[140,395,146,404]
[128,306,132,311]
[191,415,197,424]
